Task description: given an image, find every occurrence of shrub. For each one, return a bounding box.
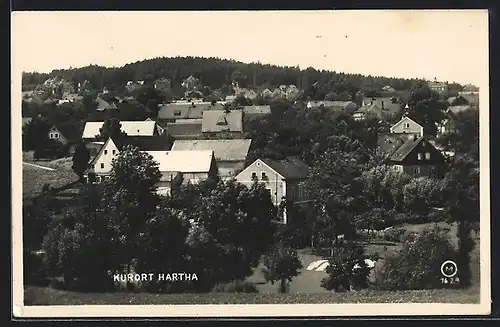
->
[321,240,372,292]
[375,225,458,291]
[262,241,303,293]
[382,228,407,243]
[212,280,258,293]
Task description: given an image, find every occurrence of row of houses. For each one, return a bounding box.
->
[81,114,449,223]
[84,135,310,223]
[37,111,464,224]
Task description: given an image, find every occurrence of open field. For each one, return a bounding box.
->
[24,285,480,305]
[22,161,78,201]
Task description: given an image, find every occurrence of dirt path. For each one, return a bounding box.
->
[22,162,56,171]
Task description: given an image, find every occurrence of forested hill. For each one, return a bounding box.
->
[22,56,445,97]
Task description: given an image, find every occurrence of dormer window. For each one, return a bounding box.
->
[216,116,228,126]
[418,153,422,160]
[425,152,431,160]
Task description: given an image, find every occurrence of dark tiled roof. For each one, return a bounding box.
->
[363,97,402,117]
[113,135,173,151]
[171,139,252,162]
[166,122,202,138]
[377,133,410,157]
[202,110,243,133]
[389,136,424,162]
[261,157,310,180]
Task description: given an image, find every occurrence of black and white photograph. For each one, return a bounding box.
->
[12,10,490,317]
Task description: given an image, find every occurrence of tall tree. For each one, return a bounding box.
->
[95,117,127,141]
[99,145,162,288]
[406,83,447,136]
[71,142,91,182]
[262,241,303,293]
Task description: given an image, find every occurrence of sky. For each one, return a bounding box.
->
[11,10,488,86]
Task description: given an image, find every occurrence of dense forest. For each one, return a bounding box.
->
[22,56,465,99]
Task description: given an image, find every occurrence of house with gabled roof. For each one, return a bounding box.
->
[86,135,173,183]
[352,103,383,121]
[389,116,424,137]
[362,97,402,118]
[384,135,447,177]
[95,97,111,111]
[81,120,158,141]
[146,150,218,196]
[235,157,311,224]
[46,123,83,154]
[157,101,225,123]
[437,105,476,136]
[202,109,244,139]
[171,139,252,179]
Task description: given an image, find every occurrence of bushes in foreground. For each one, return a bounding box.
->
[375,225,458,291]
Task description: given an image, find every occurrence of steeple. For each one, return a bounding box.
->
[402,103,409,117]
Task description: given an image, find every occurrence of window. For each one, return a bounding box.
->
[418,153,422,160]
[91,164,95,169]
[251,171,257,180]
[414,166,420,174]
[104,150,108,155]
[298,185,304,198]
[265,188,272,200]
[49,133,54,138]
[404,123,410,128]
[137,129,140,133]
[54,133,59,138]
[101,163,104,169]
[261,171,267,179]
[425,152,431,160]
[112,150,116,155]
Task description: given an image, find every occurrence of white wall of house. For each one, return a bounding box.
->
[235,160,286,207]
[390,117,424,136]
[48,126,67,144]
[89,139,119,175]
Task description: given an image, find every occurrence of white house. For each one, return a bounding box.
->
[171,139,252,179]
[389,116,424,137]
[145,150,218,196]
[234,157,310,224]
[86,135,172,182]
